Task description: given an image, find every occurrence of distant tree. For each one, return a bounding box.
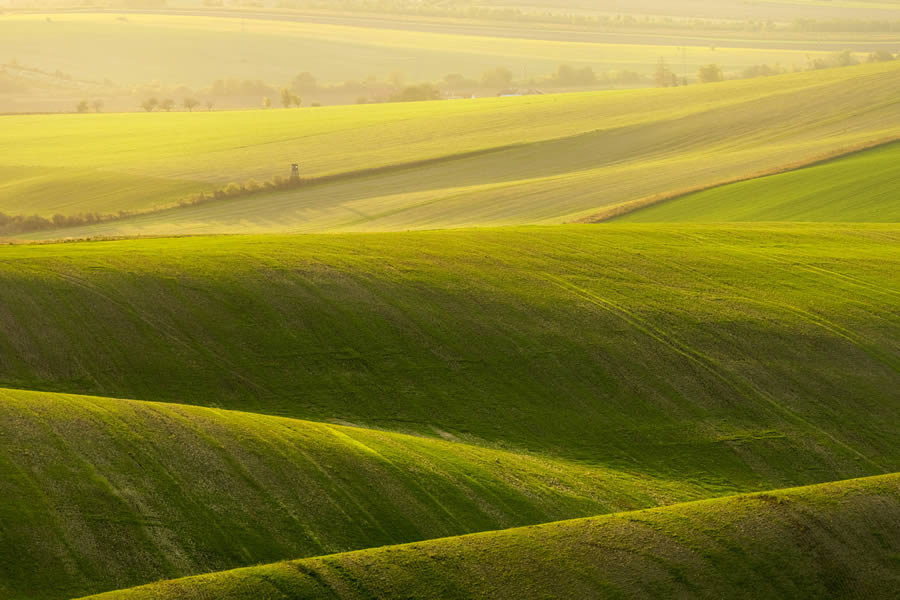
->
[223,182,243,195]
[159,98,175,112]
[697,63,724,83]
[141,97,158,112]
[205,100,215,111]
[183,97,199,112]
[867,49,895,62]
[443,73,468,88]
[75,100,90,113]
[832,50,860,67]
[611,69,642,85]
[655,58,677,87]
[91,99,104,112]
[280,87,301,107]
[263,96,272,108]
[742,64,777,79]
[481,66,513,88]
[389,83,441,103]
[551,64,597,86]
[290,71,317,93]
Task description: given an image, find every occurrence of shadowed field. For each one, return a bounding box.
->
[0,387,704,599]
[80,473,900,600]
[1,225,898,493]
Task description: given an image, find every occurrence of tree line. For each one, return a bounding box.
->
[72,49,897,113]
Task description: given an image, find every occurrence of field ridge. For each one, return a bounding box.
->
[0,386,707,600]
[78,472,900,600]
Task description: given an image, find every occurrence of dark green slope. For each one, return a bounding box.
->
[0,388,700,600]
[81,473,900,600]
[1,225,898,492]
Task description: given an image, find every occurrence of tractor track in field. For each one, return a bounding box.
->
[467,234,888,472]
[542,271,885,472]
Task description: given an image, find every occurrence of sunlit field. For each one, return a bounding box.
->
[3,61,899,237]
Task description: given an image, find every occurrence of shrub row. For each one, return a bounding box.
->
[0,175,316,235]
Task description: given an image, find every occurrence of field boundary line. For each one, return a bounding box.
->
[577,134,900,223]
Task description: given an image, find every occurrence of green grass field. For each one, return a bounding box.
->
[0,387,706,600]
[4,60,900,237]
[615,139,900,222]
[79,473,900,600]
[1,225,898,493]
[4,13,900,598]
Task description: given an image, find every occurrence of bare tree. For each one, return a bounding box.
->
[141,98,159,112]
[183,97,199,112]
[91,99,104,113]
[159,98,175,112]
[76,100,90,113]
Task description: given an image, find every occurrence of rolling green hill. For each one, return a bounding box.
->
[4,6,900,600]
[80,473,900,600]
[1,225,898,493]
[615,139,900,222]
[0,387,703,600]
[3,60,900,238]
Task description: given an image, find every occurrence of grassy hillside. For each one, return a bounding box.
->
[616,139,900,222]
[0,387,703,600]
[80,473,900,600]
[2,61,900,235]
[1,225,898,492]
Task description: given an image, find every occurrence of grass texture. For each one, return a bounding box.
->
[1,225,898,492]
[80,473,900,600]
[0,387,704,599]
[616,138,900,222]
[3,61,900,236]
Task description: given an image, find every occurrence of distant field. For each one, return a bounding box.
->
[1,225,898,492]
[0,12,849,89]
[4,61,900,236]
[0,387,704,599]
[81,473,900,600]
[488,0,900,20]
[616,139,900,222]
